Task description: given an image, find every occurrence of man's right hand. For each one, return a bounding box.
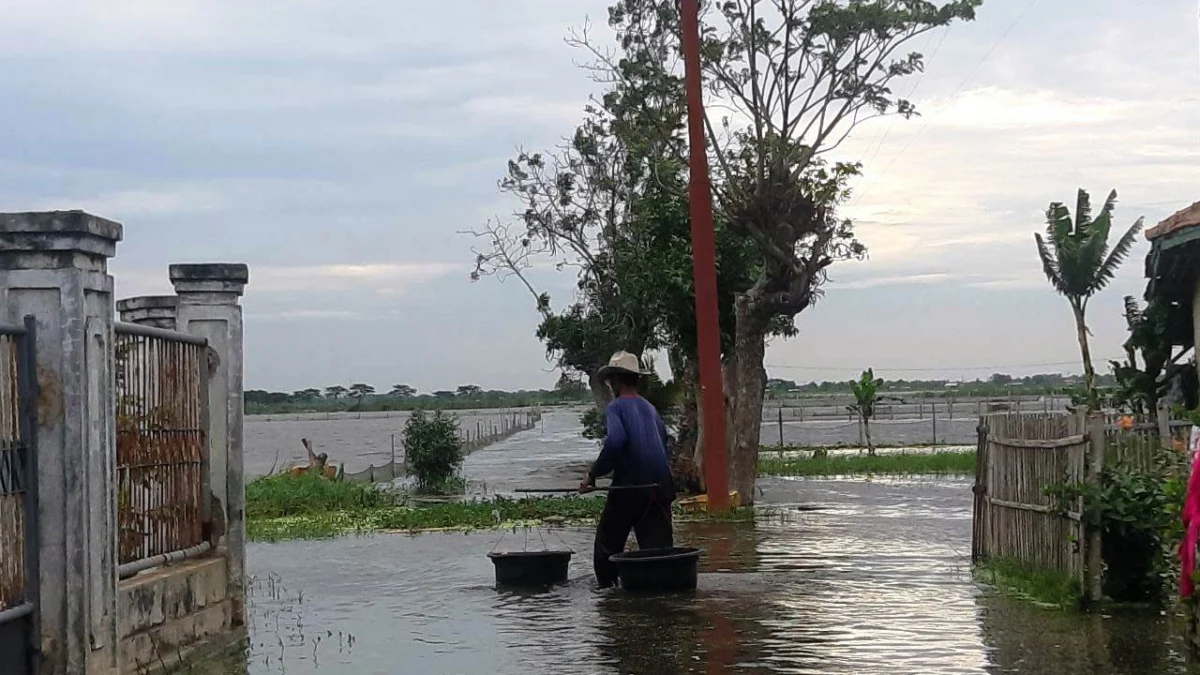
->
[579,476,596,494]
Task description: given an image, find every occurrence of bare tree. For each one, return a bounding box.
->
[693,0,980,501]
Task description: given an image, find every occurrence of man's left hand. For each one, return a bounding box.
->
[579,476,596,494]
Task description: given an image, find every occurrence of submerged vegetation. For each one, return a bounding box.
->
[246,473,755,542]
[758,450,976,477]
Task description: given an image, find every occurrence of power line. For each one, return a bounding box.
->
[858,26,949,172]
[849,0,1042,207]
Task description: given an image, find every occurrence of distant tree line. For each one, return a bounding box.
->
[765,372,1117,399]
[244,373,591,414]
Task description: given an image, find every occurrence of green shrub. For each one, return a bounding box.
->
[404,409,464,493]
[1045,452,1188,602]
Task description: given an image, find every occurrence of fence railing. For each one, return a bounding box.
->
[973,408,1192,602]
[973,412,1089,583]
[1101,411,1192,471]
[114,322,209,567]
[0,320,37,619]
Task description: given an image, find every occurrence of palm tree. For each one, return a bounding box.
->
[1035,189,1143,393]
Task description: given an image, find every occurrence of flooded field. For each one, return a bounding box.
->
[245,406,981,480]
[244,409,542,477]
[213,412,1198,675]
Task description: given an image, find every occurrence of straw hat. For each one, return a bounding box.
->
[598,351,649,378]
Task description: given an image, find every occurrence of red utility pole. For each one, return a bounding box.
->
[681,0,729,510]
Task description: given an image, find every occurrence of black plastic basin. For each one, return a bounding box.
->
[610,546,703,592]
[487,550,572,587]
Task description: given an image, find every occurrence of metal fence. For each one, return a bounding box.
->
[0,319,37,626]
[114,322,208,566]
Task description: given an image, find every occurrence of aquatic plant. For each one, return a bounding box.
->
[758,450,975,477]
[246,491,757,542]
[246,473,397,519]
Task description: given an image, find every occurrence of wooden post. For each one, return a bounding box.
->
[932,404,938,447]
[1084,413,1105,603]
[390,434,396,480]
[971,419,989,562]
[778,407,784,447]
[1158,402,1172,449]
[919,400,924,419]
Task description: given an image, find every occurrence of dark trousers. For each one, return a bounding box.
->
[593,487,674,586]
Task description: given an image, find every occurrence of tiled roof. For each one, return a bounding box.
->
[1146,201,1200,240]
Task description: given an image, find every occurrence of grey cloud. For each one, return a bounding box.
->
[1,0,1194,389]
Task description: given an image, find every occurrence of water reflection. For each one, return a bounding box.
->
[976,596,1194,675]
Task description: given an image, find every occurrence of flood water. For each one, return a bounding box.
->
[221,412,1196,674]
[246,405,987,479]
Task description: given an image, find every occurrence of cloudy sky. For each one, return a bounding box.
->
[1,0,1196,392]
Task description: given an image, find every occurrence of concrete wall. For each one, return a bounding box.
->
[117,559,242,675]
[0,211,249,674]
[0,212,121,675]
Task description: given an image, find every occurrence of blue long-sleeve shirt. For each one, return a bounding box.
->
[588,396,673,491]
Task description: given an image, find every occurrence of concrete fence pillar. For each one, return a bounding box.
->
[169,263,248,626]
[115,295,177,330]
[0,211,121,675]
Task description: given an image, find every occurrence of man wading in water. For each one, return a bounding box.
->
[579,351,676,587]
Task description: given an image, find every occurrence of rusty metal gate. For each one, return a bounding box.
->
[0,317,40,675]
[114,322,209,570]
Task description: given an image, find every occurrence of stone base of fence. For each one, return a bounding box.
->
[117,555,245,675]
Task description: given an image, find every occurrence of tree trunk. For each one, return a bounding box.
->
[864,416,874,456]
[1072,303,1096,393]
[727,298,768,505]
[672,354,703,494]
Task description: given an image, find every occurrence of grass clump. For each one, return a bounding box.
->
[975,557,1082,609]
[758,450,975,477]
[246,473,396,518]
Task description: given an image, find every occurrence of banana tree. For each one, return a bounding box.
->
[1034,189,1143,394]
[848,369,884,456]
